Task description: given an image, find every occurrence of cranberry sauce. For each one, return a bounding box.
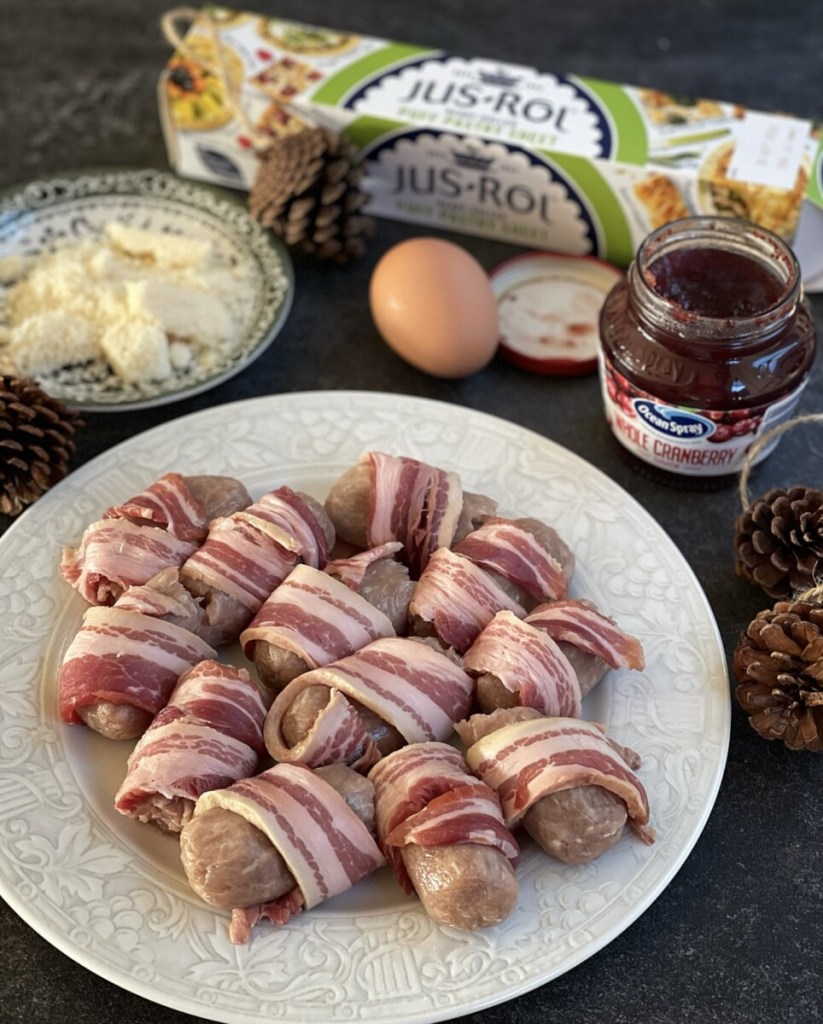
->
[645,248,785,319]
[599,275,814,410]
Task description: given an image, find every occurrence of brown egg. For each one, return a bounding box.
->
[369,238,500,378]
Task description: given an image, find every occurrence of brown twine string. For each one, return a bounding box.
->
[160,6,272,152]
[737,411,823,510]
[795,583,823,604]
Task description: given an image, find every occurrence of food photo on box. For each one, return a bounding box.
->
[1,3,822,1024]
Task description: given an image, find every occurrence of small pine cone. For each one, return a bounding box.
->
[732,600,823,751]
[0,375,83,517]
[249,125,374,264]
[733,486,823,599]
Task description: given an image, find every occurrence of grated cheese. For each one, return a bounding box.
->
[0,223,256,386]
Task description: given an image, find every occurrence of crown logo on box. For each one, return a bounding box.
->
[477,68,520,88]
[451,145,495,171]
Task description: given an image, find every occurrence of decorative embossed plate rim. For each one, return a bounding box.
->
[0,168,294,411]
[0,391,730,1023]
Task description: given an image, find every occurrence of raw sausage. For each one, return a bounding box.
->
[273,684,405,758]
[323,454,496,575]
[179,764,382,940]
[356,557,416,635]
[180,763,377,910]
[369,742,520,930]
[522,785,627,864]
[242,563,395,696]
[183,474,252,523]
[458,709,652,865]
[324,462,370,548]
[264,637,474,771]
[77,701,153,741]
[401,843,518,930]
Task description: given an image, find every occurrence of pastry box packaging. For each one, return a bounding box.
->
[158,6,823,288]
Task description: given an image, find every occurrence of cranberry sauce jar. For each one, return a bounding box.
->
[598,216,816,485]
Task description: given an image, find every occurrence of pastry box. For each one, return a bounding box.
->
[158,5,823,288]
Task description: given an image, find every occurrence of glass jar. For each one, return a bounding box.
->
[598,216,816,486]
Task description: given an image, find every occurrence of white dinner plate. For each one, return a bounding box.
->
[0,168,293,411]
[0,391,730,1023]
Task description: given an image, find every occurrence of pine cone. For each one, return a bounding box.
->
[733,486,823,599]
[732,600,823,751]
[0,376,83,517]
[249,125,374,263]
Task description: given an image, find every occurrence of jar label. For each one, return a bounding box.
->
[599,355,809,476]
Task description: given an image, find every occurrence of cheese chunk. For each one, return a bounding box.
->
[99,316,172,383]
[126,278,232,348]
[105,223,213,269]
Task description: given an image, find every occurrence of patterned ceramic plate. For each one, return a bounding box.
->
[0,391,730,1023]
[0,168,293,411]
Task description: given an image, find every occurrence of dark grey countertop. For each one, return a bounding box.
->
[2,1,822,1022]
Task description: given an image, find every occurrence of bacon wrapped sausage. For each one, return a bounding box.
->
[408,513,576,652]
[369,742,519,930]
[106,473,251,534]
[240,563,396,696]
[431,591,643,715]
[58,605,216,739]
[60,518,200,608]
[264,636,474,771]
[180,762,385,943]
[324,452,496,574]
[459,710,654,864]
[453,516,574,608]
[324,452,461,575]
[60,473,251,605]
[408,547,526,653]
[524,599,645,696]
[178,486,335,645]
[114,660,267,834]
[324,541,415,634]
[463,610,583,716]
[110,566,229,650]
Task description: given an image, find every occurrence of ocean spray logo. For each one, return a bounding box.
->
[362,130,598,252]
[346,56,611,158]
[633,401,716,440]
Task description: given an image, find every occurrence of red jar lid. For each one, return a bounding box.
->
[490,252,624,376]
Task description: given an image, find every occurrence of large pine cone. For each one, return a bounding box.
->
[732,600,823,751]
[0,376,83,516]
[733,486,823,599]
[249,125,374,263]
